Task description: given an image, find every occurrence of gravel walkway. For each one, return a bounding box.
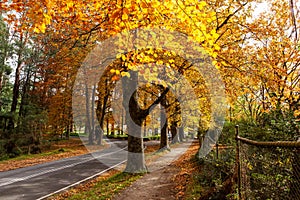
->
[113,141,193,200]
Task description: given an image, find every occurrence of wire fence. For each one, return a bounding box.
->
[235,125,300,200]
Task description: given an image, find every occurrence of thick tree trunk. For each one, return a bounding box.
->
[125,119,146,173]
[179,126,184,142]
[97,128,103,145]
[122,71,147,173]
[122,71,170,173]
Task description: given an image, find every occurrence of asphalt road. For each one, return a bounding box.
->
[0,140,128,200]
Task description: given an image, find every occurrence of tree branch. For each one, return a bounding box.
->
[216,2,248,32]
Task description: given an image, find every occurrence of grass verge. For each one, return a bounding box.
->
[0,138,108,171]
[51,171,143,200]
[2,148,69,161]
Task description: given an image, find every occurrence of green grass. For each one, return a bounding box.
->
[185,184,204,200]
[143,135,160,141]
[65,172,143,200]
[105,134,161,141]
[0,148,70,162]
[106,134,128,139]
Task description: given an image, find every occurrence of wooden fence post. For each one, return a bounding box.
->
[235,125,242,200]
[216,141,219,159]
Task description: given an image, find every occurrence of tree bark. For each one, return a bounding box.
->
[121,108,124,134]
[8,33,24,129]
[122,71,147,173]
[96,78,111,145]
[18,67,30,119]
[170,122,179,144]
[179,126,184,142]
[160,95,170,150]
[122,71,170,173]
[0,17,10,112]
[160,108,169,149]
[90,85,96,143]
[106,116,109,135]
[85,81,93,145]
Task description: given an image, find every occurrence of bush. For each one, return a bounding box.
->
[106,134,128,140]
[143,135,160,141]
[69,132,80,137]
[219,121,236,145]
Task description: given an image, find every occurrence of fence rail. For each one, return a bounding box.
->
[237,136,300,148]
[235,125,300,200]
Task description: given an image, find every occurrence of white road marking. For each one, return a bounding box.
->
[36,160,126,200]
[0,147,126,187]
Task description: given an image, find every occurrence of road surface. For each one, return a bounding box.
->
[0,140,127,200]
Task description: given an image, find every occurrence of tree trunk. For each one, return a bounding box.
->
[121,109,124,134]
[179,126,184,142]
[111,121,115,135]
[122,71,170,173]
[106,117,109,135]
[8,34,24,130]
[18,64,32,120]
[96,77,110,145]
[122,71,147,173]
[97,127,103,145]
[143,120,147,137]
[160,100,169,150]
[171,122,179,143]
[97,91,108,145]
[0,17,10,112]
[125,117,146,173]
[66,119,73,140]
[90,85,96,143]
[65,125,70,140]
[85,82,93,145]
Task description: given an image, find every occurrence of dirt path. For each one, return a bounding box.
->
[113,141,199,200]
[114,166,179,200]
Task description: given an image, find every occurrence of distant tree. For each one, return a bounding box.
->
[0,15,12,111]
